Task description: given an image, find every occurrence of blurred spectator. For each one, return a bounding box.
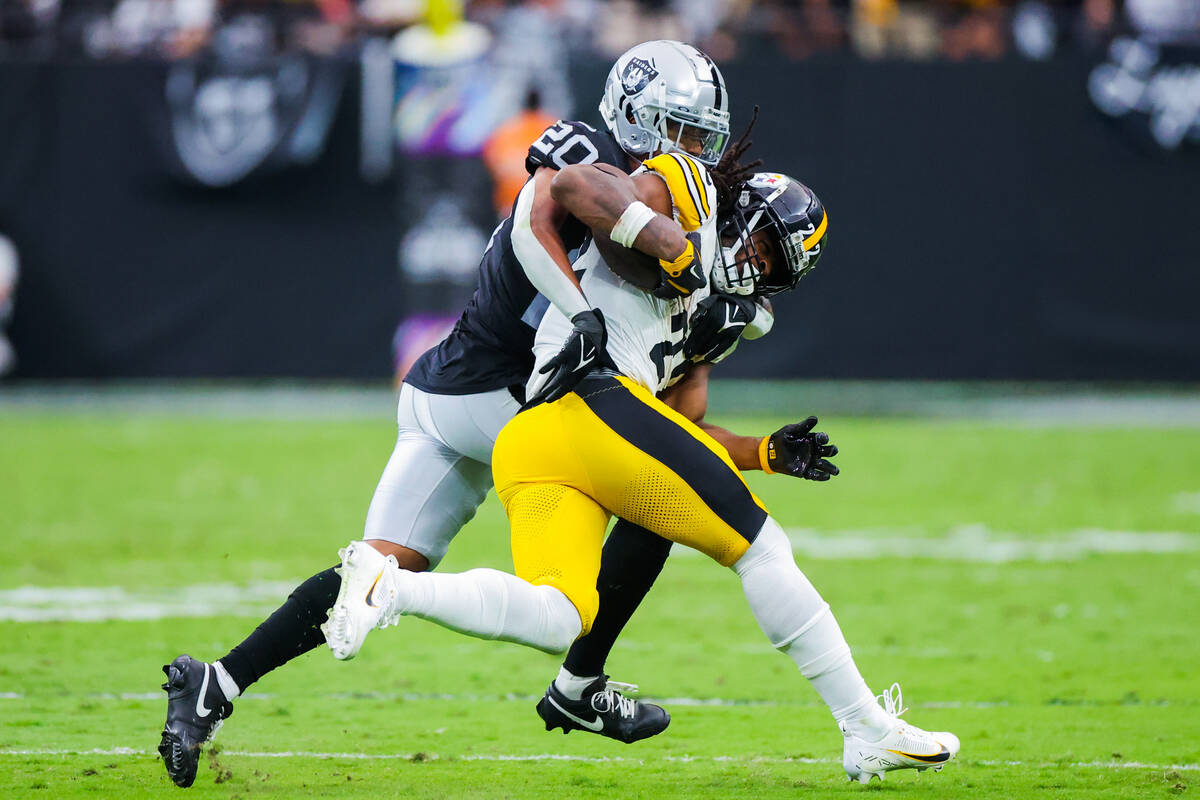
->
[753,0,848,59]
[83,0,215,57]
[594,0,691,55]
[484,0,574,122]
[8,0,1177,66]
[482,88,557,218]
[0,234,17,377]
[850,0,939,58]
[1125,0,1200,42]
[939,0,1010,59]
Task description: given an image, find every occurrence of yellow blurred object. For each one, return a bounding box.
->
[426,0,463,36]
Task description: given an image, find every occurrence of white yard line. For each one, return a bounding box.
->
[2,527,1196,622]
[12,692,1183,710]
[0,691,1030,709]
[779,525,1200,563]
[0,581,299,622]
[0,748,1196,772]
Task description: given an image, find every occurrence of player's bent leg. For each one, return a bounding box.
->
[562,519,672,676]
[561,376,766,565]
[506,483,608,634]
[160,566,340,785]
[507,486,671,744]
[365,482,605,653]
[325,538,583,658]
[539,520,673,744]
[402,567,583,653]
[732,518,960,782]
[325,481,604,657]
[362,394,496,571]
[325,415,498,659]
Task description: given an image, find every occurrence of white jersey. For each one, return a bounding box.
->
[528,152,721,397]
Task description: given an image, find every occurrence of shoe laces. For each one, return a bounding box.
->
[591,680,637,720]
[877,682,908,718]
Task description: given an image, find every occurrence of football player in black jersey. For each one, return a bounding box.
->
[157,40,735,788]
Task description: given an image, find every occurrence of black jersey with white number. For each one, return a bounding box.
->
[405,121,630,398]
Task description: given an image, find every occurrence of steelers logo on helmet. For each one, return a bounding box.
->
[620,57,659,95]
[747,173,789,190]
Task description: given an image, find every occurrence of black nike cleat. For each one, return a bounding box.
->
[535,676,669,744]
[158,655,234,787]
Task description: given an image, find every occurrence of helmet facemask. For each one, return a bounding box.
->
[639,97,730,166]
[715,186,818,297]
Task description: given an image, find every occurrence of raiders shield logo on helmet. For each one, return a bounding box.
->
[620,57,658,95]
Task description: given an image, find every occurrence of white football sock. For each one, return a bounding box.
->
[396,567,581,654]
[212,660,241,701]
[554,666,601,701]
[732,516,892,740]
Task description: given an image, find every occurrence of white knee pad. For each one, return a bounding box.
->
[732,517,831,650]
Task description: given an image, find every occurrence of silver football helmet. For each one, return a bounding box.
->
[599,40,731,167]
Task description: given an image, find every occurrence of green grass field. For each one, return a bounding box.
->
[2,399,1199,798]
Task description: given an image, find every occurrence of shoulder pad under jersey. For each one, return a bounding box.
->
[641,152,718,232]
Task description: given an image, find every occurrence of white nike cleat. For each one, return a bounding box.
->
[322,541,402,660]
[841,683,960,784]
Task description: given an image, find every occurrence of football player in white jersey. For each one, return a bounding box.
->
[158,40,738,788]
[326,161,962,783]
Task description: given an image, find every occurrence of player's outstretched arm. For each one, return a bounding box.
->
[661,364,840,481]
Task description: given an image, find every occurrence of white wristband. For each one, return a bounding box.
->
[609,201,657,248]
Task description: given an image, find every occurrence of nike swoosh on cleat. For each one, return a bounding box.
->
[364,570,384,608]
[195,664,212,718]
[546,695,604,732]
[888,746,951,763]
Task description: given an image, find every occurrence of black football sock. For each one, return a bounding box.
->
[216,566,341,693]
[562,520,673,677]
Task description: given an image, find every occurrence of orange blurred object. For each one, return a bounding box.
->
[482,106,558,219]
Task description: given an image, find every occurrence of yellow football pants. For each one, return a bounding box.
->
[493,375,768,635]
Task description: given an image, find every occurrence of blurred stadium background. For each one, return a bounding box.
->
[1,0,1199,796]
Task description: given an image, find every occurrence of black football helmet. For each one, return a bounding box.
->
[714,172,828,297]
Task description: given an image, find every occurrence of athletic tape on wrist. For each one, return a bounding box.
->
[610,201,657,248]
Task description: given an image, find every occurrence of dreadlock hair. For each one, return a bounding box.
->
[711,106,763,219]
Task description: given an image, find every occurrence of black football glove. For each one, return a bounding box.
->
[762,416,840,481]
[529,308,616,405]
[683,293,759,363]
[652,231,706,300]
